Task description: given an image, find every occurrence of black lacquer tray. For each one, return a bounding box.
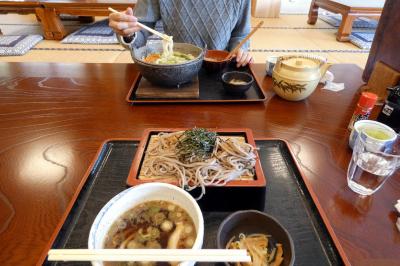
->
[126,63,267,104]
[45,140,343,266]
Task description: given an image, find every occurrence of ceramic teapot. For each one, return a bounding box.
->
[272,55,331,101]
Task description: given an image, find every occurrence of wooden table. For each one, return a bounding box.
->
[0,0,40,34]
[36,0,136,40]
[0,62,399,266]
[0,0,135,40]
[0,0,40,14]
[307,0,384,41]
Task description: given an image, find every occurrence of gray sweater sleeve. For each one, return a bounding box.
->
[117,0,160,49]
[226,0,251,51]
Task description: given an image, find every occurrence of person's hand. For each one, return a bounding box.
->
[233,48,254,67]
[109,7,140,37]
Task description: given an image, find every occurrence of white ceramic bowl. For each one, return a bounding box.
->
[88,183,204,266]
[349,120,397,149]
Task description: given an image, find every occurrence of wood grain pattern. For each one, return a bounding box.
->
[0,0,40,15]
[0,62,399,266]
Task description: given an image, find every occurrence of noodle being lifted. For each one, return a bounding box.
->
[143,37,196,65]
[139,128,257,199]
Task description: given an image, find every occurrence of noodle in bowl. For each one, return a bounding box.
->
[131,42,204,87]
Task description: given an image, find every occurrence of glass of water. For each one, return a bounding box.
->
[347,130,400,196]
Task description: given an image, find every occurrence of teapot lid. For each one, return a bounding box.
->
[278,56,325,73]
[281,57,320,70]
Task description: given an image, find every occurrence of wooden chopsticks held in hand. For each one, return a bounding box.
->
[48,249,251,263]
[108,7,172,41]
[226,21,264,60]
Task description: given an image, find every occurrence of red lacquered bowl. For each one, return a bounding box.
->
[203,50,232,73]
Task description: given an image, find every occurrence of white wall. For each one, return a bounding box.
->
[280,0,312,14]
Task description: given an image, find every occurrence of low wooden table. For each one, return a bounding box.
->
[36,0,136,40]
[0,0,40,14]
[0,0,41,34]
[307,0,384,41]
[0,62,399,266]
[0,0,136,40]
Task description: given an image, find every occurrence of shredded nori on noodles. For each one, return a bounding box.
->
[176,128,217,163]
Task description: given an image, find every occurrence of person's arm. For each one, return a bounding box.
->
[227,0,251,52]
[112,0,160,49]
[227,0,253,67]
[130,0,160,48]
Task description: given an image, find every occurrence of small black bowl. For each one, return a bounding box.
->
[217,210,295,266]
[221,71,254,95]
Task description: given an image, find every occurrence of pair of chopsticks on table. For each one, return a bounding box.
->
[48,249,251,263]
[108,7,172,41]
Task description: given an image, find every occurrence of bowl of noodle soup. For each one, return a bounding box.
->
[131,41,204,87]
[217,210,294,266]
[88,182,204,266]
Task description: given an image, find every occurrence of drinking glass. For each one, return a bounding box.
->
[347,130,400,196]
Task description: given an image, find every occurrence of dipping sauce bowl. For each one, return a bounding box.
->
[203,50,231,73]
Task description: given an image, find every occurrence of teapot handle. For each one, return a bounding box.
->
[275,56,284,70]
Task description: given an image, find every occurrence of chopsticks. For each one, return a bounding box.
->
[226,21,264,60]
[108,7,172,41]
[48,249,251,263]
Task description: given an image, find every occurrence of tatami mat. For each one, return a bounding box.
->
[114,50,134,63]
[34,41,123,50]
[0,13,369,69]
[297,29,358,50]
[252,15,333,29]
[251,29,321,50]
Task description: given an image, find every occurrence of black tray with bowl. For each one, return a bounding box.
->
[126,62,266,104]
[44,139,343,266]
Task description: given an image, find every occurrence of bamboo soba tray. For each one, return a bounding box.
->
[126,128,266,211]
[44,139,343,266]
[126,63,267,104]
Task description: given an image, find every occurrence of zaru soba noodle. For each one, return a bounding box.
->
[140,128,257,199]
[143,37,195,65]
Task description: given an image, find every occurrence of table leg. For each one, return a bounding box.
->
[337,13,357,42]
[307,0,319,25]
[35,7,67,40]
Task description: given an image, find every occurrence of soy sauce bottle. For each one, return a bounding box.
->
[348,92,378,131]
[377,85,400,133]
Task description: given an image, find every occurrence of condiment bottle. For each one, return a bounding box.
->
[348,92,378,131]
[377,85,400,133]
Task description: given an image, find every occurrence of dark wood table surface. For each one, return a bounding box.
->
[0,62,399,266]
